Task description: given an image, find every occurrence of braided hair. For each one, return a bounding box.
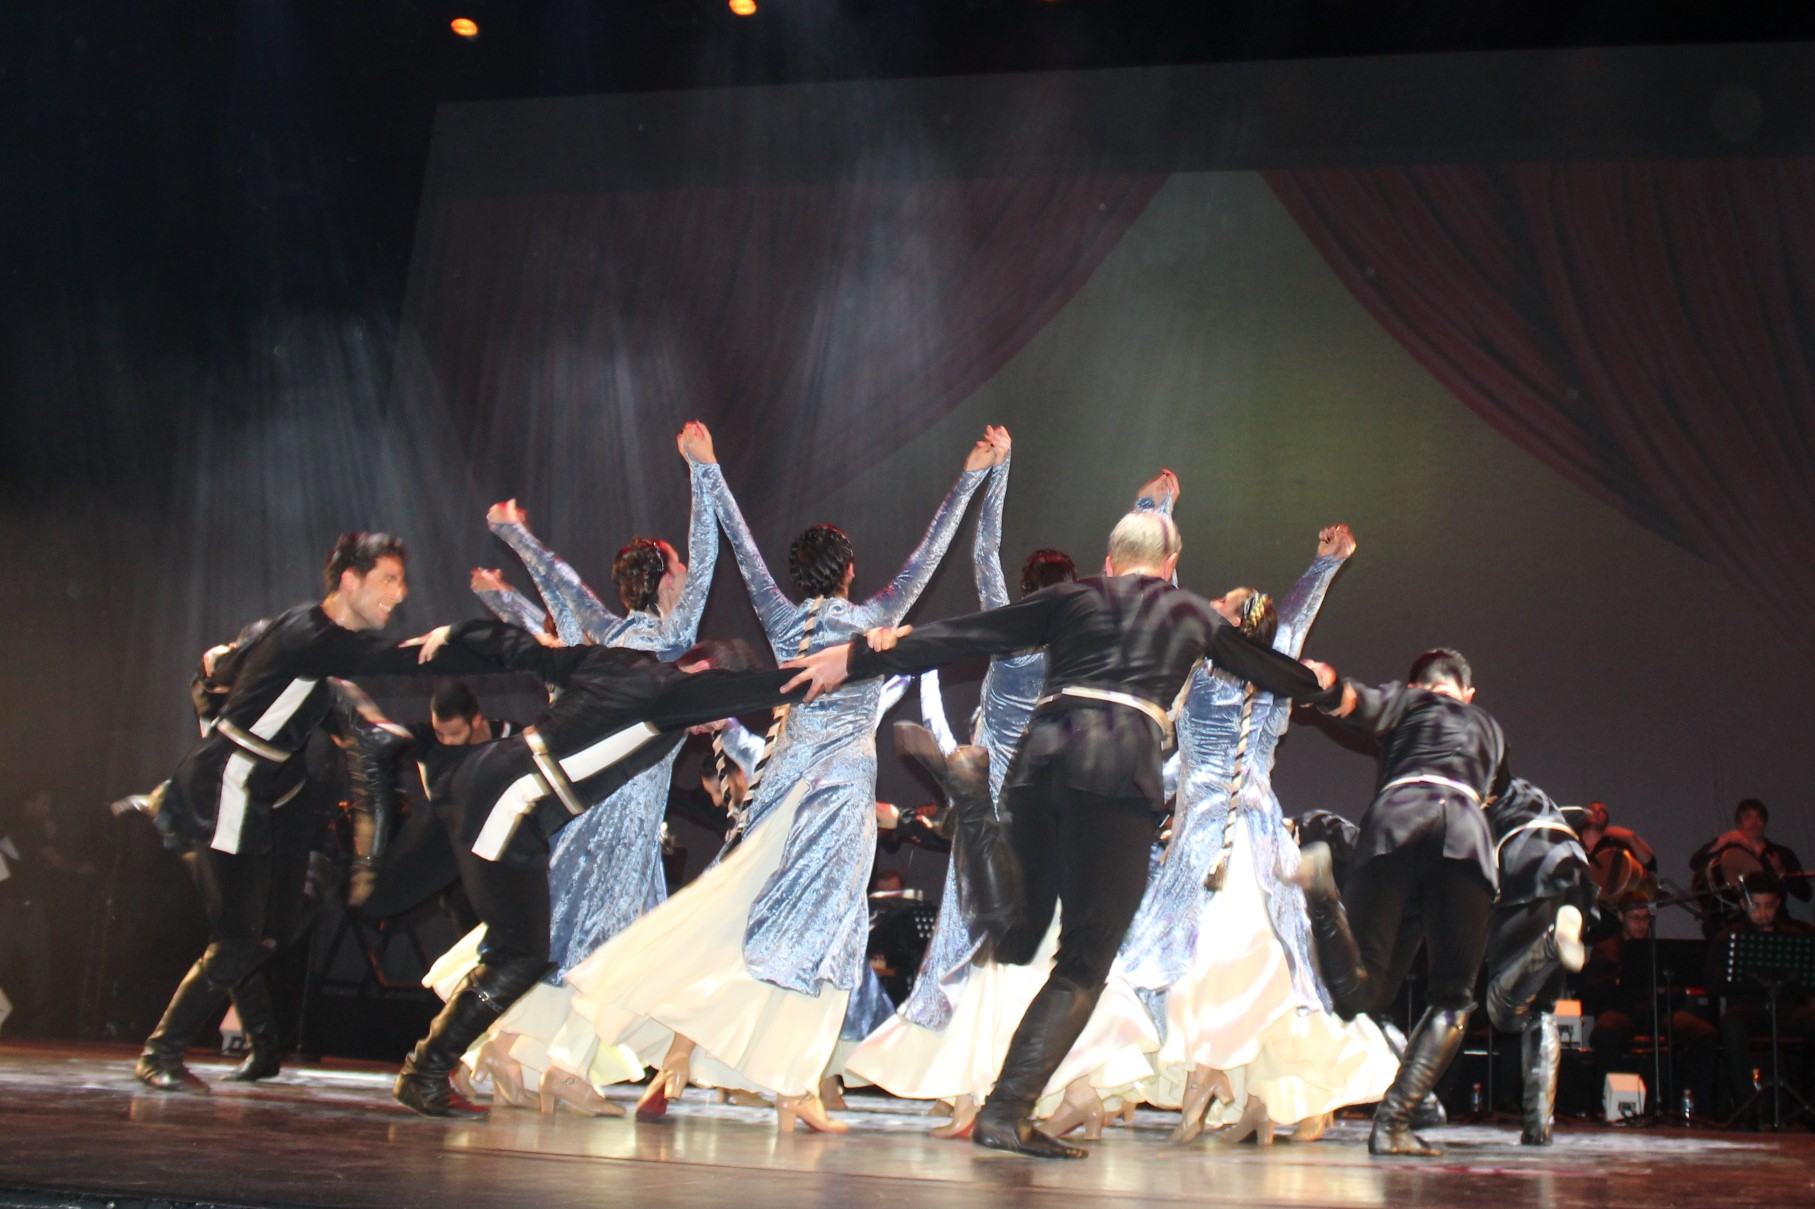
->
[1235,588,1278,648]
[613,538,668,614]
[789,524,854,598]
[1019,548,1076,597]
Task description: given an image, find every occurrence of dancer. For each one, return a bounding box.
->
[783,507,1345,1158]
[1121,523,1396,1147]
[134,534,467,1091]
[1481,777,1592,1145]
[436,422,726,1113]
[388,620,815,1117]
[847,463,1172,1139]
[553,428,1003,1132]
[1290,648,1509,1157]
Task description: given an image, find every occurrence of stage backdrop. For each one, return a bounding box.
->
[5,48,1812,992]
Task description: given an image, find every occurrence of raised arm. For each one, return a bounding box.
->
[436,618,591,684]
[705,461,796,644]
[867,433,999,623]
[917,670,961,756]
[658,423,725,650]
[849,590,1063,680]
[1205,619,1339,705]
[487,500,619,646]
[471,568,547,634]
[973,450,1013,611]
[1274,525,1356,659]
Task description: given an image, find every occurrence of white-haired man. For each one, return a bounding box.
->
[783,508,1343,1158]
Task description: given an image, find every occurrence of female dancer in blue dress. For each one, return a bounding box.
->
[1118,521,1396,1145]
[432,422,727,1113]
[556,426,1004,1131]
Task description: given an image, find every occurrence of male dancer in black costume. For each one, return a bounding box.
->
[1291,648,1509,1157]
[1481,777,1592,1145]
[781,509,1343,1158]
[136,533,475,1091]
[385,621,807,1116]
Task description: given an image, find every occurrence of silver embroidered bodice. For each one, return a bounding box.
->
[710,463,988,995]
[473,461,722,978]
[1118,552,1347,1011]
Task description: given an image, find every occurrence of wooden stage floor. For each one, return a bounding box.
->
[1,1042,1810,1209]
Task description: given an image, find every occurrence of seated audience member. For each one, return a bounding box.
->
[1705,876,1815,1119]
[1581,893,1718,1115]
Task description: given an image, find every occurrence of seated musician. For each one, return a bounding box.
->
[1691,799,1809,936]
[1705,876,1815,1119]
[1579,799,1658,873]
[1583,892,1717,1116]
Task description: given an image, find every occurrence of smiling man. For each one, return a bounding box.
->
[135,532,465,1092]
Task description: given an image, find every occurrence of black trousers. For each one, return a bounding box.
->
[1345,835,1495,1015]
[1486,898,1566,1019]
[996,773,1157,992]
[184,789,325,971]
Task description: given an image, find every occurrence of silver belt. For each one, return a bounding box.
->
[1381,773,1483,807]
[1035,686,1172,733]
[215,718,291,764]
[524,727,587,818]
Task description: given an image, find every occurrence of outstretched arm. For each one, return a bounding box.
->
[973,445,1013,611]
[470,568,548,634]
[705,462,795,645]
[867,431,1000,623]
[487,499,618,645]
[1274,524,1355,659]
[659,422,725,649]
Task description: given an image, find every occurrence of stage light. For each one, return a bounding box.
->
[450,17,479,38]
[729,0,757,15]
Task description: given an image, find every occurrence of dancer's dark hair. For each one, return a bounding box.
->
[1019,549,1076,597]
[1235,589,1278,649]
[613,539,668,613]
[789,524,854,598]
[323,532,407,592]
[1409,648,1473,692]
[431,682,482,724]
[1735,798,1769,825]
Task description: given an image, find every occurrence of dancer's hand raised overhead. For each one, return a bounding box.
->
[486,498,528,526]
[1317,524,1357,560]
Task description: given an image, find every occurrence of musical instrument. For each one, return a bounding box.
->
[1705,843,1768,914]
[1589,844,1656,906]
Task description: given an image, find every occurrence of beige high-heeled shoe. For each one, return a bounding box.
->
[1041,1078,1106,1141]
[1170,1066,1234,1144]
[478,1049,536,1110]
[1215,1094,1274,1146]
[636,1036,694,1122]
[1288,1111,1333,1142]
[539,1068,625,1117]
[776,1092,848,1133]
[930,1094,978,1139]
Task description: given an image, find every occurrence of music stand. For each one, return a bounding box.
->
[1713,930,1815,1130]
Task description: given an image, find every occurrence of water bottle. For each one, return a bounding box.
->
[1680,1088,1695,1122]
[1470,1082,1484,1115]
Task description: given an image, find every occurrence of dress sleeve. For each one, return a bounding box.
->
[718,718,767,775]
[473,583,547,634]
[489,520,619,646]
[867,467,990,624]
[918,670,961,756]
[974,456,1013,611]
[657,461,724,651]
[706,466,796,643]
[1274,553,1346,660]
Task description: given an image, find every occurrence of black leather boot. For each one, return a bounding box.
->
[136,941,267,1092]
[973,977,1101,1159]
[893,723,1022,956]
[333,681,410,910]
[1379,1019,1447,1129]
[394,961,547,1118]
[1293,843,1371,1020]
[1369,1006,1471,1157]
[221,972,284,1082]
[1520,1012,1561,1145]
[1485,906,1582,1031]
